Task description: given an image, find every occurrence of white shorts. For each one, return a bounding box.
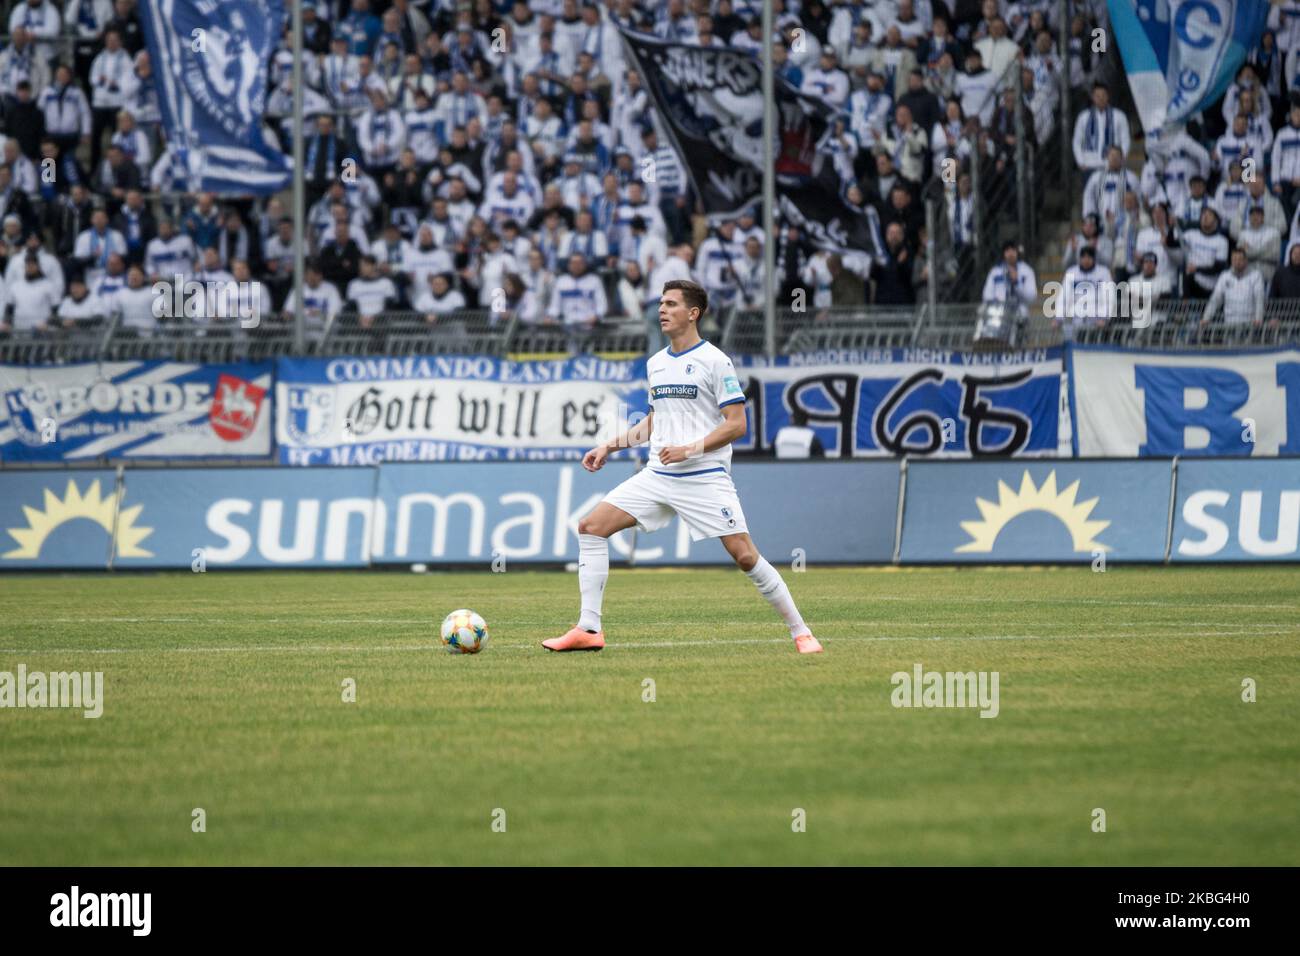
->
[603,466,749,542]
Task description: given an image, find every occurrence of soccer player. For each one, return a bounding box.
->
[543,279,822,655]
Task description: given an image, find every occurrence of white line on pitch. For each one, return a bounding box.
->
[0,627,1294,655]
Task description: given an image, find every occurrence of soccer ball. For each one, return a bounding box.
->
[440,609,489,654]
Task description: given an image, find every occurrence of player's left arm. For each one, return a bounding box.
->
[658,360,748,464]
[658,403,747,464]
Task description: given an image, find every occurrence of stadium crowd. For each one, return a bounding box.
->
[982,4,1300,336]
[0,0,1108,345]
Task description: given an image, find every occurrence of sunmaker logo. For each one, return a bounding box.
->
[651,384,699,400]
[50,886,150,935]
[3,479,153,560]
[958,470,1110,554]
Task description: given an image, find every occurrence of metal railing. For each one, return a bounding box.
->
[923,51,1056,303]
[5,300,1300,365]
[0,309,654,363]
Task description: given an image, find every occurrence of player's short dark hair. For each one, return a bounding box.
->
[663,279,708,320]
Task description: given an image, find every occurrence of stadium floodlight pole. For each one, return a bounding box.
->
[1014,62,1028,246]
[761,0,776,359]
[292,0,306,354]
[970,132,982,273]
[1059,0,1070,202]
[924,196,937,326]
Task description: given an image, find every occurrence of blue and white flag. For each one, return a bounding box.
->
[138,0,293,194]
[1108,0,1270,135]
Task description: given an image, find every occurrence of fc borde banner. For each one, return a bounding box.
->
[275,355,651,465]
[0,361,272,461]
[138,0,293,194]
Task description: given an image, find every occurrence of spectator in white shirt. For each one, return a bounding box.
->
[1,29,50,96]
[1083,145,1140,227]
[1203,247,1267,327]
[976,17,1019,80]
[1129,253,1174,326]
[282,263,343,334]
[3,139,36,195]
[1237,205,1282,285]
[56,276,103,327]
[225,259,271,329]
[1182,208,1231,298]
[37,64,91,155]
[981,241,1038,311]
[89,28,133,173]
[145,218,197,283]
[496,272,539,326]
[3,252,60,332]
[8,0,60,64]
[801,49,851,108]
[399,223,452,292]
[5,232,64,300]
[1072,82,1131,173]
[734,237,766,310]
[619,214,665,277]
[848,71,894,149]
[345,256,398,329]
[110,265,159,334]
[73,208,128,288]
[957,49,998,128]
[413,272,467,323]
[548,253,607,330]
[356,89,407,175]
[110,109,152,177]
[1059,245,1114,336]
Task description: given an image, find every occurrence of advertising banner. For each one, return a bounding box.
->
[1069,346,1300,457]
[1172,458,1300,561]
[900,460,1172,563]
[735,349,1063,458]
[0,361,273,462]
[275,356,650,466]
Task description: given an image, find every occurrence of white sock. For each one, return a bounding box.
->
[745,556,807,639]
[576,534,609,632]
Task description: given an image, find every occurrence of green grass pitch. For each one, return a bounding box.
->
[1,565,1298,866]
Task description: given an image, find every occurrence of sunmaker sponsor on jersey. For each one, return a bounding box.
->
[651,383,700,400]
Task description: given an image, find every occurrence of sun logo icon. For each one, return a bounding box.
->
[3,479,153,559]
[956,470,1110,554]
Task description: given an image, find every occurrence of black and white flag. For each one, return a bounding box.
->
[620,30,883,257]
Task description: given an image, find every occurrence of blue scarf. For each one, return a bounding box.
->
[1085,107,1115,153]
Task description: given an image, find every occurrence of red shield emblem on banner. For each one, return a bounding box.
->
[210,374,266,442]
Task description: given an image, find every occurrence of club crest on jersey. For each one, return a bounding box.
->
[685,363,694,375]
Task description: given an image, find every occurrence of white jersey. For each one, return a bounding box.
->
[145,234,197,279]
[645,339,746,476]
[1205,268,1266,326]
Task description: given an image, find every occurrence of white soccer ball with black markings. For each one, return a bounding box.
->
[440,609,489,655]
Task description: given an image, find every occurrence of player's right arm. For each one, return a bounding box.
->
[583,410,653,471]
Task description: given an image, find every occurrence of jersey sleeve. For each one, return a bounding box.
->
[715,355,745,408]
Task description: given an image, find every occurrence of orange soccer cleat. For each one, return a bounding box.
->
[542,626,606,652]
[793,633,823,654]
